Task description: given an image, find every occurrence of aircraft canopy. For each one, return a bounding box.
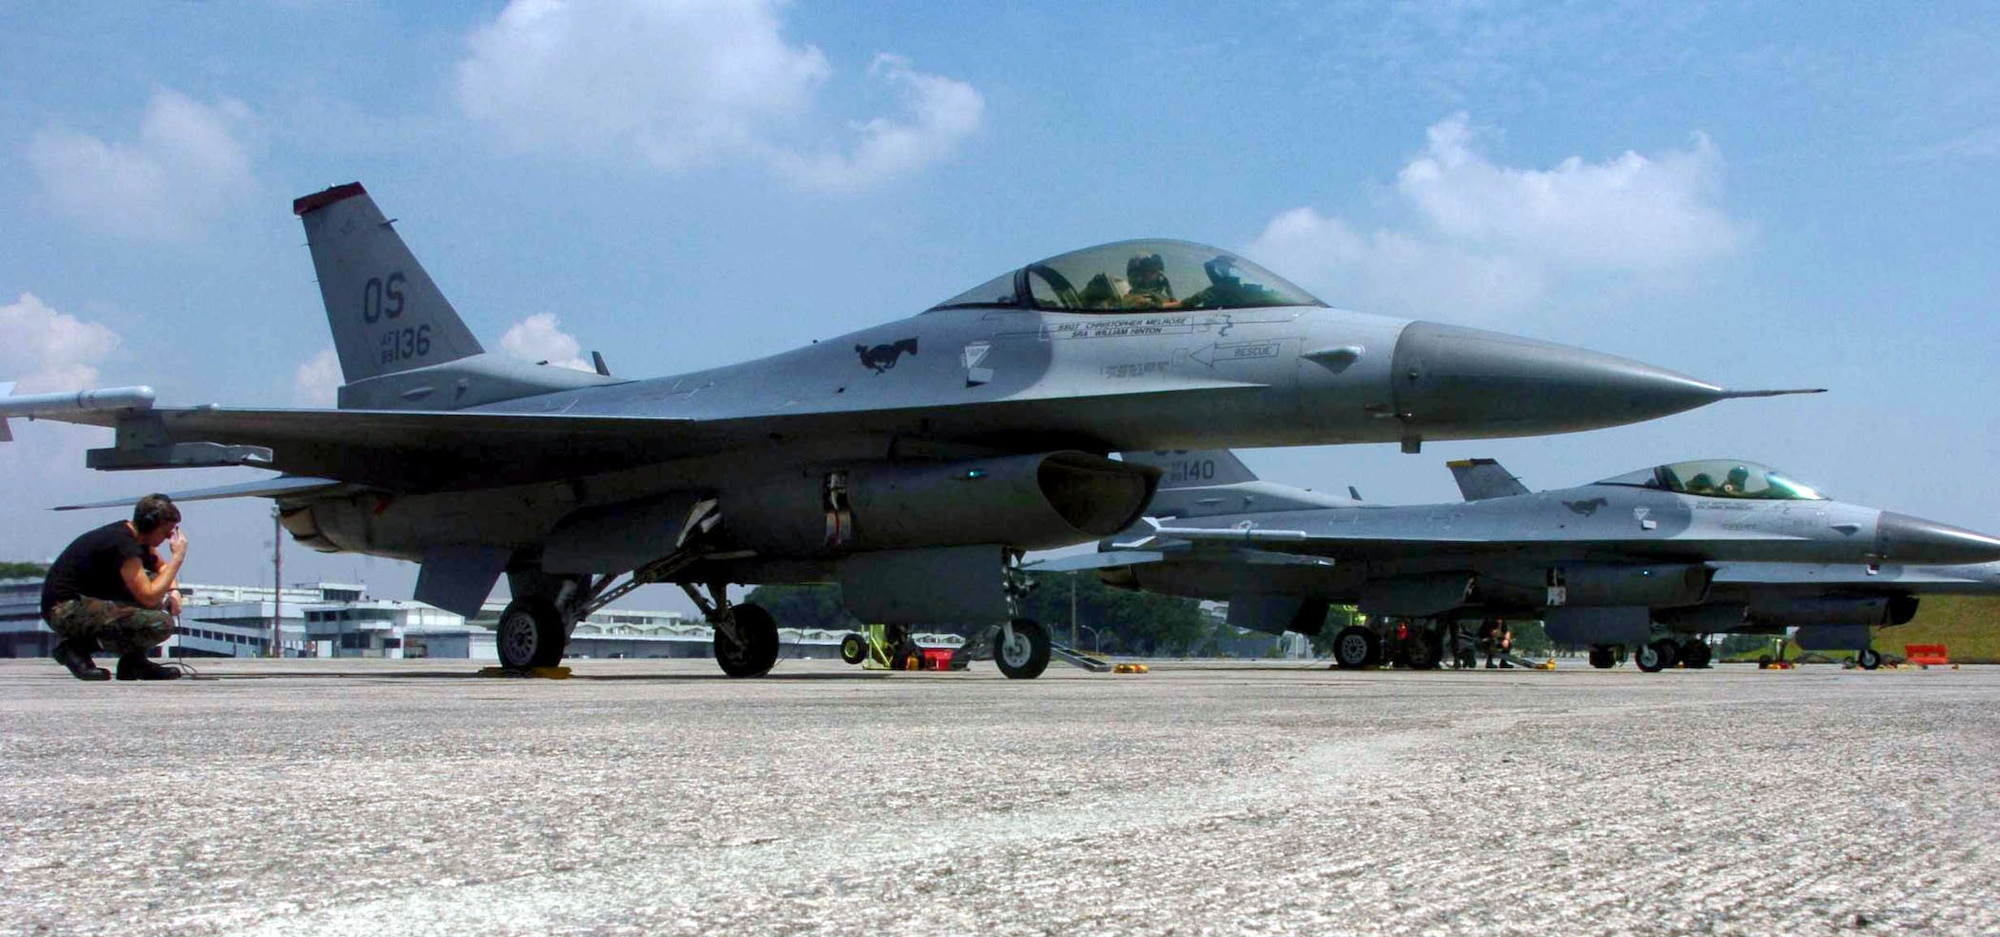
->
[929,239,1324,313]
[1597,460,1827,501]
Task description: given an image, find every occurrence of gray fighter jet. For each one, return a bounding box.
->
[1,182,1805,678]
[1047,451,2000,672]
[1547,558,2000,670]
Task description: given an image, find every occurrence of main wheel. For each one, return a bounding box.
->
[1678,638,1713,669]
[496,596,567,669]
[1332,626,1380,670]
[714,603,780,677]
[839,632,866,665]
[1588,646,1616,669]
[995,618,1051,680]
[1403,631,1443,670]
[1857,647,1883,670]
[1635,640,1678,673]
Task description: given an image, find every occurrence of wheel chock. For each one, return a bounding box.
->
[478,665,573,679]
[1112,663,1149,674]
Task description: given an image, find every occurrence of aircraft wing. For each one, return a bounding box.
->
[39,405,711,491]
[54,475,349,511]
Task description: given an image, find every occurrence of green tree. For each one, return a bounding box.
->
[0,561,49,580]
[1019,571,1208,656]
[1509,620,1550,655]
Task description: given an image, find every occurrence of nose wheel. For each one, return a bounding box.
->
[995,618,1051,679]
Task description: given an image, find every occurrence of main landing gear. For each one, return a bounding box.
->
[1634,639,1679,673]
[495,498,779,678]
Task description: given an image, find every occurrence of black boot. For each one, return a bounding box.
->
[116,652,182,681]
[52,641,110,681]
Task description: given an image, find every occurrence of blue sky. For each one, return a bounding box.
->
[3,2,1996,611]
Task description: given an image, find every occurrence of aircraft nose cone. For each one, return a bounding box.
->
[1875,512,2000,565]
[1388,322,1727,444]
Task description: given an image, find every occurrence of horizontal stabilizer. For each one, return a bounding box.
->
[54,475,346,511]
[1447,458,1529,501]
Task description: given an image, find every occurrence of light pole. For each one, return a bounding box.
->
[1069,572,1078,648]
[1077,624,1100,655]
[270,507,282,658]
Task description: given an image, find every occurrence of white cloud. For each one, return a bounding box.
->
[455,0,980,190]
[294,347,341,407]
[1250,114,1746,322]
[0,293,122,394]
[1398,114,1741,271]
[0,293,125,486]
[770,54,985,194]
[499,313,593,371]
[28,89,256,242]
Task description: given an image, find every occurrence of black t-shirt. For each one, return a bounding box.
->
[41,521,158,618]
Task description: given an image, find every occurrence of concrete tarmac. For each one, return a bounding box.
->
[1,657,1995,936]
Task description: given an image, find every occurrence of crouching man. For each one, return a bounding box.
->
[41,494,188,681]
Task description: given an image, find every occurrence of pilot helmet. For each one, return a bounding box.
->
[1127,252,1166,281]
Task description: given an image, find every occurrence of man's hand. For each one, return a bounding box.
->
[165,592,182,616]
[168,527,188,559]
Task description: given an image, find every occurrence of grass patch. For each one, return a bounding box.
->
[1877,594,2000,663]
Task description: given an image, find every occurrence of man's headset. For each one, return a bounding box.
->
[133,496,177,535]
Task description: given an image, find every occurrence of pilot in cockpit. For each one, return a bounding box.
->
[1122,252,1179,309]
[1723,465,1752,495]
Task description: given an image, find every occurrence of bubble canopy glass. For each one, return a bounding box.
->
[929,239,1324,313]
[1596,460,1827,500]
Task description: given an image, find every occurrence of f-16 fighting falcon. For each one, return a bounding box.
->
[1,183,1811,678]
[1561,559,2000,671]
[1046,451,2000,673]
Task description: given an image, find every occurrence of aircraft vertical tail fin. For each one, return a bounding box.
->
[293,183,484,388]
[1118,450,1260,489]
[1448,458,1529,501]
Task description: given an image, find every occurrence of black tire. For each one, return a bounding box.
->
[1857,648,1883,670]
[839,632,866,665]
[496,596,567,669]
[995,618,1051,680]
[1635,639,1678,673]
[1679,639,1713,670]
[714,603,780,678]
[1403,631,1443,670]
[1332,626,1379,670]
[1588,646,1617,669]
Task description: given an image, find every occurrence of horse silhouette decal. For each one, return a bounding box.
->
[856,337,918,373]
[1562,497,1609,516]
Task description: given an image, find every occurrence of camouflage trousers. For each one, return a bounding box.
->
[46,598,176,656]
